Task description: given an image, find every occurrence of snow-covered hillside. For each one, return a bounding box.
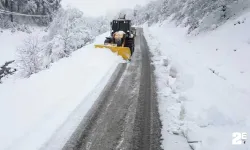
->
[144,11,250,150]
[0,33,123,150]
[0,30,30,64]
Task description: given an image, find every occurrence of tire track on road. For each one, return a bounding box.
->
[62,28,162,150]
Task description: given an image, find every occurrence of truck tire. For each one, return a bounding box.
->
[125,38,134,55]
[104,38,111,44]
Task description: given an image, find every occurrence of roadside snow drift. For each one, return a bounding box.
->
[144,12,250,150]
[0,33,123,150]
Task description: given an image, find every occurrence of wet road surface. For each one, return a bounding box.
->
[62,28,162,150]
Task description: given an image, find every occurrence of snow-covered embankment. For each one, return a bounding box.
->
[0,33,123,150]
[144,12,250,150]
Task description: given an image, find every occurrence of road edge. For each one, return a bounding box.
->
[62,63,127,150]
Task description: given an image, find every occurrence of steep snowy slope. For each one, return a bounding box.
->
[0,33,123,150]
[144,11,250,150]
[0,31,29,64]
[0,28,48,65]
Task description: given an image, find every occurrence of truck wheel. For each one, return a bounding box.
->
[104,38,111,44]
[125,38,134,55]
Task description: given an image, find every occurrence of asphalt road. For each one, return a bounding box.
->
[62,28,162,150]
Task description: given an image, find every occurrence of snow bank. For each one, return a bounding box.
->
[0,33,123,150]
[144,12,250,150]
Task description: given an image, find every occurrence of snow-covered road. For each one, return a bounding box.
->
[61,28,162,150]
[0,28,163,150]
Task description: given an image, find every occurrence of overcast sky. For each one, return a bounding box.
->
[61,0,151,17]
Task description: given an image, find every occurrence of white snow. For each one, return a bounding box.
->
[0,33,123,150]
[144,11,250,150]
[0,31,29,64]
[0,28,47,66]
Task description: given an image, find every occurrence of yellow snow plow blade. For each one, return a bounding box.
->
[94,44,131,60]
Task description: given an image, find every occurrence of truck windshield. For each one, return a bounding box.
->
[112,21,130,32]
[119,22,129,32]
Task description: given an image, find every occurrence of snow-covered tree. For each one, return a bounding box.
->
[14,7,109,78]
[0,0,61,28]
[43,7,109,64]
[117,0,250,34]
[16,36,44,77]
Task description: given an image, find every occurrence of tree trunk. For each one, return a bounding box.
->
[42,1,46,15]
[10,0,13,22]
[4,0,8,8]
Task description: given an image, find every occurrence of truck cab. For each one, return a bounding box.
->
[110,19,133,38]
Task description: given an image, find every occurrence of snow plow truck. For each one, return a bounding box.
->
[94,14,135,60]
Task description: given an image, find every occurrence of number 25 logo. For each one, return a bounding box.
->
[232,132,247,145]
